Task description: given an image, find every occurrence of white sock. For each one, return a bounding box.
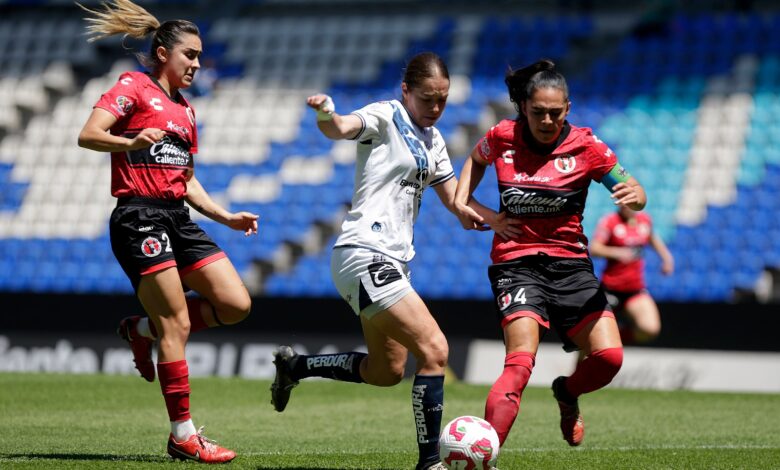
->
[171,419,197,442]
[136,317,156,339]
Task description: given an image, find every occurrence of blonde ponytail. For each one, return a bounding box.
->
[77,0,160,42]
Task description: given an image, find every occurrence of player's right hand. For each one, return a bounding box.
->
[306,94,330,110]
[490,212,524,240]
[128,128,166,150]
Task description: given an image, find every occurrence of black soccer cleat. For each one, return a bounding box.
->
[270,345,300,412]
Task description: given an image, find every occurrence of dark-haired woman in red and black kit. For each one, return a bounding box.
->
[454,59,647,448]
[77,0,256,462]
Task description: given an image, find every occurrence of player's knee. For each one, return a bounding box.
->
[418,334,449,371]
[158,316,191,346]
[373,364,405,387]
[634,323,660,342]
[215,294,252,325]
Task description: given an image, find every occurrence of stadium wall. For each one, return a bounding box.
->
[2,293,779,393]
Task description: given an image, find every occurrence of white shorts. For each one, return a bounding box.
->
[330,246,413,318]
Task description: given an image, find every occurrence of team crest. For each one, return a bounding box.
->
[554,155,576,174]
[141,236,162,257]
[497,291,512,311]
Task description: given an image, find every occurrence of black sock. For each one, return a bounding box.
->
[412,374,444,470]
[291,351,366,383]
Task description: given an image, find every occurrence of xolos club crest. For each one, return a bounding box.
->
[141,236,162,257]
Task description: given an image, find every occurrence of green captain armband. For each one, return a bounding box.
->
[601,163,631,192]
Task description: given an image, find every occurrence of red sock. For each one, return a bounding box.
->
[186,298,211,334]
[158,360,191,422]
[484,352,535,446]
[565,347,623,398]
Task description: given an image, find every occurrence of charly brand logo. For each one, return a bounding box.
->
[141,237,162,257]
[149,97,163,111]
[367,262,402,287]
[371,222,382,232]
[554,154,576,173]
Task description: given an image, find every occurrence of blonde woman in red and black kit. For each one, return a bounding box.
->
[454,59,647,448]
[77,0,257,463]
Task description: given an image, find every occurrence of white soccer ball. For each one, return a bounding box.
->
[439,415,500,470]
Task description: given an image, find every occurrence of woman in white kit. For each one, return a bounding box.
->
[269,51,489,470]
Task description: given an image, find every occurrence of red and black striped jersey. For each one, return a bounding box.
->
[475,119,618,263]
[94,71,198,200]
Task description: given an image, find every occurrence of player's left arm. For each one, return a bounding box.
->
[185,168,258,236]
[650,233,674,275]
[601,163,647,211]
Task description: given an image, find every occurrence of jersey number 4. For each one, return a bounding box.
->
[498,287,527,310]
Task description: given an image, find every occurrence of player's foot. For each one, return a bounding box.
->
[117,315,155,382]
[552,376,584,446]
[167,427,236,463]
[420,463,447,470]
[270,345,299,412]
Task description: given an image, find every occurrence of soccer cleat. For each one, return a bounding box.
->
[423,463,447,470]
[117,315,155,382]
[270,345,299,412]
[167,427,236,463]
[552,376,584,446]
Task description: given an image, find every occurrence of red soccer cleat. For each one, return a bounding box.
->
[117,315,155,382]
[167,427,236,463]
[552,376,584,446]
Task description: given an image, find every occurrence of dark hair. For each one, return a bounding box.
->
[505,59,569,119]
[402,51,449,89]
[78,0,199,71]
[143,20,200,69]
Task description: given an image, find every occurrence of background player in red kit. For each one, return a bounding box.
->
[76,0,257,463]
[591,206,674,344]
[453,59,647,448]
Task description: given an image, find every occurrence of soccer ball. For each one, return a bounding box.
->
[439,415,500,470]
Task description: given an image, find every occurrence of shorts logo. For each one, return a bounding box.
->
[141,236,162,257]
[498,287,527,310]
[372,222,383,232]
[497,291,513,311]
[368,262,402,287]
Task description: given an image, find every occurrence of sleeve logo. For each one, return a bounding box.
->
[479,138,491,157]
[113,96,133,116]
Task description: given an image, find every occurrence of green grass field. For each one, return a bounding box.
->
[1,373,778,469]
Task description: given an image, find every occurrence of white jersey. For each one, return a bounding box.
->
[333,99,455,262]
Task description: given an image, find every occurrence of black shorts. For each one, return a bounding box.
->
[488,255,613,352]
[109,197,224,291]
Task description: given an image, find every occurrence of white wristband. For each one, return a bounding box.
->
[316,95,335,121]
